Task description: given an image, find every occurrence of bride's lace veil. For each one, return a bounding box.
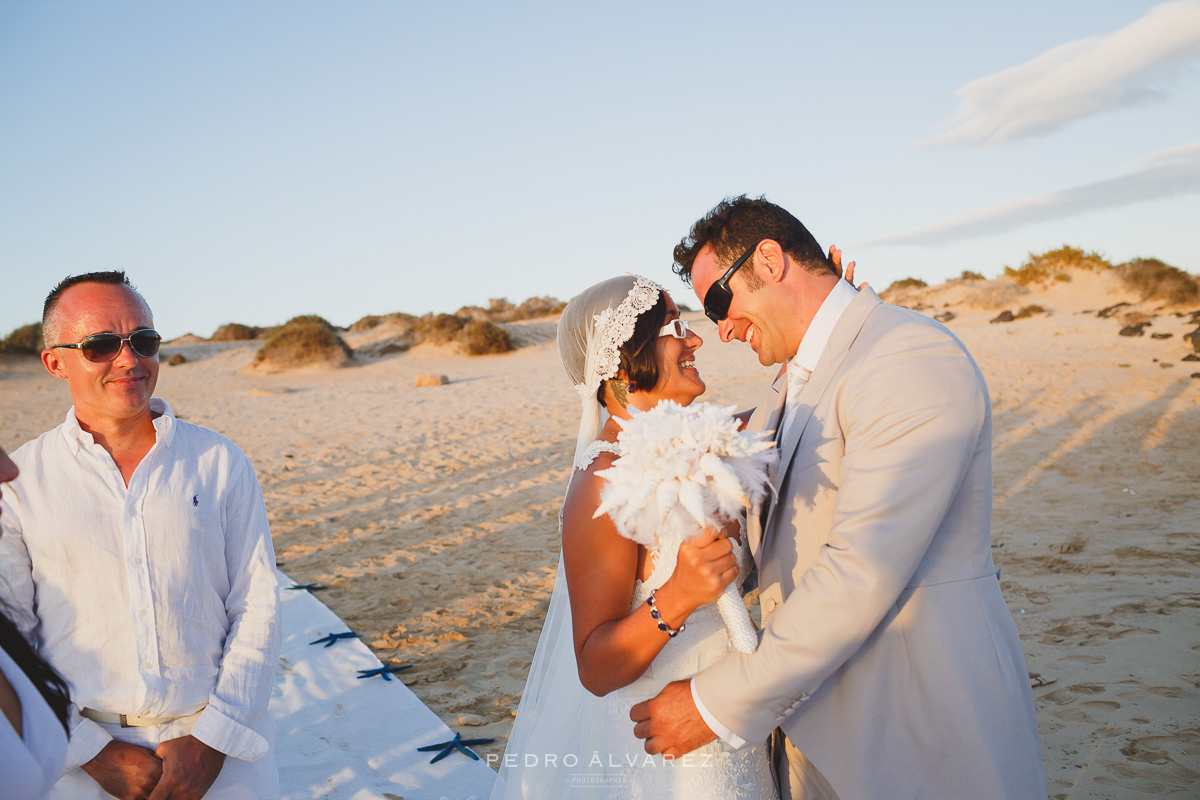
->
[490,275,663,799]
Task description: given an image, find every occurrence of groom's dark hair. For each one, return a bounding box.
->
[672,195,834,285]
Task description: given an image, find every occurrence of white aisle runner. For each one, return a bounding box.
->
[270,569,498,800]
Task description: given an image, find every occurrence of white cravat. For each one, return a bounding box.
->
[785,361,812,414]
[779,361,811,458]
[778,280,858,449]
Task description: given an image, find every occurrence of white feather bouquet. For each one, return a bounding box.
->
[593,400,776,653]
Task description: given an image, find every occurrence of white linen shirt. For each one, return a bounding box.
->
[692,279,858,750]
[0,399,280,772]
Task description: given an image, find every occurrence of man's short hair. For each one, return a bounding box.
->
[42,271,152,349]
[672,195,834,285]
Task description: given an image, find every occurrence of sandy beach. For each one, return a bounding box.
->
[2,269,1197,799]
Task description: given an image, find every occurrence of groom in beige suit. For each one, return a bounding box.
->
[631,197,1046,799]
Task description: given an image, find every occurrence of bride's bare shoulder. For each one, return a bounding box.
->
[564,449,618,515]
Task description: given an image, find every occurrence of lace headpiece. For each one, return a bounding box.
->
[557,274,664,466]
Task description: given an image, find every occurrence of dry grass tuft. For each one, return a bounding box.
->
[459,320,514,356]
[1013,304,1045,320]
[254,316,351,369]
[349,312,418,333]
[1005,245,1111,286]
[415,313,465,344]
[960,270,986,282]
[884,278,928,294]
[1116,258,1199,305]
[456,296,567,323]
[0,323,44,355]
[211,323,270,341]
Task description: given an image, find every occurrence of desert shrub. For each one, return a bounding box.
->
[458,320,514,355]
[959,270,986,282]
[210,323,266,341]
[1005,245,1111,286]
[283,314,342,331]
[883,278,927,295]
[351,312,419,333]
[455,296,567,323]
[513,296,567,320]
[1054,272,1071,282]
[0,323,44,354]
[1013,304,1045,319]
[415,313,465,344]
[349,315,384,332]
[1117,258,1199,305]
[454,305,491,322]
[254,318,351,368]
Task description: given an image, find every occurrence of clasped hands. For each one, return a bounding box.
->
[82,734,226,800]
[630,522,738,759]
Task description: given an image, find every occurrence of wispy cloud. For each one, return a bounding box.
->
[923,1,1200,147]
[867,142,1200,246]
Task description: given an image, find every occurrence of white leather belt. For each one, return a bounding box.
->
[81,706,205,728]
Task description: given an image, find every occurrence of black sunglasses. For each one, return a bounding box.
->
[50,329,162,363]
[703,243,759,324]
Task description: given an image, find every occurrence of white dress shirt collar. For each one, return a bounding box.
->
[60,397,177,455]
[791,279,858,376]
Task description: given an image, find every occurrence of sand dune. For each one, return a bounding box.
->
[2,269,1197,798]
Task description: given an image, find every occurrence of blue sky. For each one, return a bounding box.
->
[2,1,1198,340]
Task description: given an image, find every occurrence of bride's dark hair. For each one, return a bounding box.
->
[1,602,70,733]
[596,292,669,402]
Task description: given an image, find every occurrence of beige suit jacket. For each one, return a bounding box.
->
[694,288,1046,799]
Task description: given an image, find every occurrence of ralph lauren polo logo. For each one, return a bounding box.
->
[192,495,199,507]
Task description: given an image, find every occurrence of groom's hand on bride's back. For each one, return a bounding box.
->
[630,679,718,758]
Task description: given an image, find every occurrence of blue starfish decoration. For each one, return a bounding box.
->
[417,731,495,763]
[356,664,412,681]
[286,583,327,593]
[309,632,360,648]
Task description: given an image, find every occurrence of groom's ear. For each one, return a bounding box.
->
[757,239,788,284]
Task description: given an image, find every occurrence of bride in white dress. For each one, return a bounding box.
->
[491,275,776,800]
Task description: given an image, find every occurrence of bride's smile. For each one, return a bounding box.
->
[641,295,706,409]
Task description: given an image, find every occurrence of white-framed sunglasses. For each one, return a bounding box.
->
[658,319,692,339]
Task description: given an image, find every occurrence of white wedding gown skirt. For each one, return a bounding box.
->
[492,544,777,799]
[596,543,777,800]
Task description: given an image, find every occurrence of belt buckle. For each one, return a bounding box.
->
[119,714,132,728]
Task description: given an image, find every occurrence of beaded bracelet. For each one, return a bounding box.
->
[646,589,685,638]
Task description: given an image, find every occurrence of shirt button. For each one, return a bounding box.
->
[142,662,152,670]
[764,598,778,612]
[133,557,143,565]
[127,509,135,516]
[138,608,147,617]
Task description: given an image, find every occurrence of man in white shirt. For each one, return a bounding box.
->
[631,197,1045,799]
[0,271,280,800]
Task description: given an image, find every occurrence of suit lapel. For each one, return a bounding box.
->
[746,371,787,558]
[763,287,883,540]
